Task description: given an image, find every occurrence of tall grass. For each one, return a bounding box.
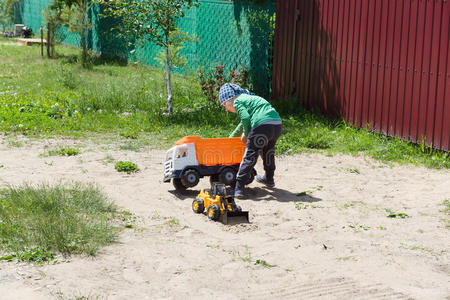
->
[0,38,236,139]
[0,182,119,260]
[0,37,448,168]
[275,101,449,168]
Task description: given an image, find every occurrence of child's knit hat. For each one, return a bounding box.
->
[218,83,252,105]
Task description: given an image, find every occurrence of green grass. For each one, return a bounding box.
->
[0,37,448,168]
[0,182,120,261]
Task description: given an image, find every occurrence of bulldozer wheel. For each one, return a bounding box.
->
[181,169,200,187]
[207,204,220,221]
[173,178,187,191]
[219,167,237,186]
[192,198,204,214]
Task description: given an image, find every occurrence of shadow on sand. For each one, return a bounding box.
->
[168,186,322,203]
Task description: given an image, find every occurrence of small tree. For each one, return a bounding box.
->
[42,0,92,65]
[101,0,199,113]
[66,0,93,67]
[155,29,196,72]
[43,0,71,57]
[0,0,19,33]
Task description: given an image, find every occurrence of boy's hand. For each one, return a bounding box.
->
[241,133,247,143]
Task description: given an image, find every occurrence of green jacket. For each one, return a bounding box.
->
[230,94,281,137]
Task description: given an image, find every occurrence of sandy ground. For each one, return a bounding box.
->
[0,136,448,300]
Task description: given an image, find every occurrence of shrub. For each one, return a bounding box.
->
[56,63,79,89]
[198,65,251,106]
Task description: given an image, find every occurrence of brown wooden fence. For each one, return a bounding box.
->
[272,0,449,151]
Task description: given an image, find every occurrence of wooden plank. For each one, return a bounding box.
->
[17,38,47,46]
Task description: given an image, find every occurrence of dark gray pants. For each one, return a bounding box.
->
[236,123,282,189]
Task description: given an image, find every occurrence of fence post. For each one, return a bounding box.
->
[40,27,43,57]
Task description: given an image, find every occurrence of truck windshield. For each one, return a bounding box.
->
[176,147,188,158]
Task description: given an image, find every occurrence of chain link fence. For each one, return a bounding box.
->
[14,0,275,95]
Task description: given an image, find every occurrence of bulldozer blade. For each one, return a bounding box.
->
[221,210,249,225]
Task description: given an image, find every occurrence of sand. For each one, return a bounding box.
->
[0,136,448,299]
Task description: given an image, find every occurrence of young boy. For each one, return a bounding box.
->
[219,83,282,198]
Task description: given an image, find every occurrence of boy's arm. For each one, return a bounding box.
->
[229,122,243,137]
[233,102,251,136]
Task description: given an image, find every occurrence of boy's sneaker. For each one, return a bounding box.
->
[234,189,245,199]
[256,175,275,188]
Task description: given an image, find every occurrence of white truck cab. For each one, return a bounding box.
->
[164,143,198,183]
[163,136,255,190]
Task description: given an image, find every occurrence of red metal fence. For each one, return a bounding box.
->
[272,0,449,151]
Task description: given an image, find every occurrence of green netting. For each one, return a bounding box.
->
[14,0,275,95]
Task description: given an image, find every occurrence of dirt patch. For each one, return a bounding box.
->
[0,136,449,299]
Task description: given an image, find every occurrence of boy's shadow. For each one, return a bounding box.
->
[168,186,322,203]
[244,187,322,203]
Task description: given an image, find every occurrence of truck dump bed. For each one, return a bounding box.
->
[176,136,245,166]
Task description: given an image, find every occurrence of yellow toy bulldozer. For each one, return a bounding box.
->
[192,182,249,224]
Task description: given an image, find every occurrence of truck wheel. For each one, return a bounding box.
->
[209,174,219,186]
[181,169,200,188]
[219,167,237,186]
[207,204,220,221]
[245,168,257,185]
[192,198,204,214]
[173,178,187,191]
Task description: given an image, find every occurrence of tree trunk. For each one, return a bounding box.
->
[80,2,88,67]
[165,36,173,114]
[81,28,87,67]
[47,23,51,58]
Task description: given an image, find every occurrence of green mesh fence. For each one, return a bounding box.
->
[14,0,275,95]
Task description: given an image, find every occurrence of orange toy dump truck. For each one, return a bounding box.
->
[163,136,256,190]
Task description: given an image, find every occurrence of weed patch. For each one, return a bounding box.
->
[120,210,137,228]
[440,199,450,214]
[114,161,140,173]
[399,243,446,257]
[385,209,409,219]
[0,248,55,263]
[440,199,450,229]
[348,222,371,232]
[254,259,274,268]
[295,202,324,210]
[46,147,80,156]
[163,217,180,227]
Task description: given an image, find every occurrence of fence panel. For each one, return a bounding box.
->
[272,0,450,151]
